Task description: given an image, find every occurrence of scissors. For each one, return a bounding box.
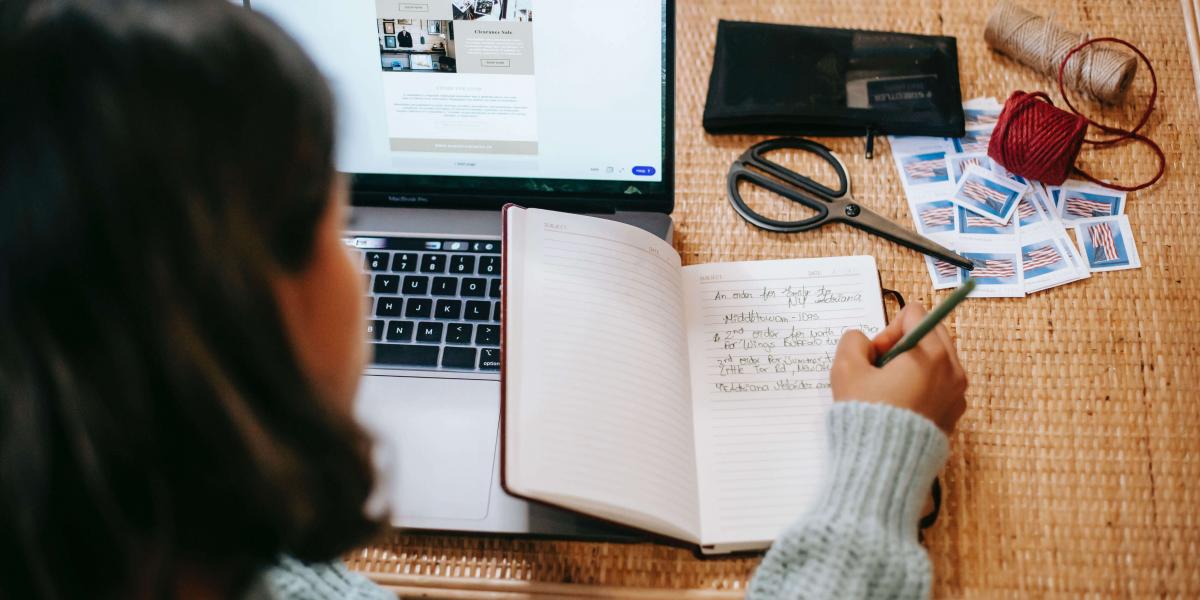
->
[726,138,974,271]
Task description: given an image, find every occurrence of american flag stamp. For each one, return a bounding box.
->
[1058,182,1126,223]
[952,129,992,154]
[963,96,1003,130]
[1019,234,1090,293]
[949,153,992,184]
[1016,195,1045,228]
[898,151,951,188]
[958,242,1025,297]
[889,135,954,157]
[912,199,957,235]
[957,205,1016,237]
[1074,215,1140,272]
[925,247,962,290]
[964,105,1002,130]
[951,165,1026,224]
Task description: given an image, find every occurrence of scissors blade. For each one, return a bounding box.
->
[838,202,975,270]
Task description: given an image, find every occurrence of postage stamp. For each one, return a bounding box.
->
[1074,215,1141,272]
[1019,235,1089,293]
[963,97,1003,130]
[958,241,1025,297]
[925,250,962,290]
[889,135,954,157]
[949,153,992,183]
[1058,182,1126,222]
[952,129,993,154]
[964,105,1002,130]
[898,151,951,188]
[958,206,1017,237]
[951,165,1026,224]
[912,199,957,236]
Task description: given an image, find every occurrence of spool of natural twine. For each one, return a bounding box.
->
[984,0,1138,104]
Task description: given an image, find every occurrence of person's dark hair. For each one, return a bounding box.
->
[0,1,380,597]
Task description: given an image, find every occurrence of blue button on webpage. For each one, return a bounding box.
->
[632,166,656,176]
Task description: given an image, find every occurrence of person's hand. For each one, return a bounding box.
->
[830,304,967,434]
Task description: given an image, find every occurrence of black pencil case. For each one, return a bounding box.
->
[703,20,966,144]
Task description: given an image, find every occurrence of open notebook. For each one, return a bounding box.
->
[501,206,887,554]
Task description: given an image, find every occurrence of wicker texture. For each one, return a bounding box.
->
[348,0,1200,596]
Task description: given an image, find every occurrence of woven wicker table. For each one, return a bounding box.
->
[347,1,1200,597]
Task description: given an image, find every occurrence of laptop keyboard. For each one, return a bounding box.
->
[347,235,501,373]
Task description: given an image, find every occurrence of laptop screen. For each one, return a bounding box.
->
[250,1,672,210]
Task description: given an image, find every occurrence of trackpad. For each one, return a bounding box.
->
[355,375,498,521]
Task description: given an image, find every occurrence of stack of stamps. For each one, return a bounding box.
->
[889,97,1141,297]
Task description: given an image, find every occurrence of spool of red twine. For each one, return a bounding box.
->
[986,37,1166,191]
[988,91,1086,185]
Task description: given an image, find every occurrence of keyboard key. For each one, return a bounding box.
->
[416,322,443,343]
[475,324,499,346]
[373,274,400,294]
[442,347,477,369]
[479,348,500,370]
[465,300,491,321]
[447,323,473,344]
[391,252,417,272]
[376,297,403,317]
[372,343,438,367]
[421,254,447,273]
[402,275,429,295]
[492,301,501,322]
[365,251,390,271]
[386,320,413,342]
[431,276,458,296]
[367,319,384,341]
[489,278,501,299]
[461,278,487,297]
[449,254,476,274]
[479,256,500,275]
[405,298,432,319]
[435,299,462,320]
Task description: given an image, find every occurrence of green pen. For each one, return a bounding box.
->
[875,278,976,368]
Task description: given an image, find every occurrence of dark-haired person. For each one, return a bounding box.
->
[0,2,388,598]
[0,1,965,599]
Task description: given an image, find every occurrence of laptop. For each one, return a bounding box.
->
[248,0,675,537]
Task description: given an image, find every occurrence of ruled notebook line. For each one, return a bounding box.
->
[517,212,700,539]
[682,257,886,546]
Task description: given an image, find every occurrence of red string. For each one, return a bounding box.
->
[987,37,1166,192]
[987,91,1087,185]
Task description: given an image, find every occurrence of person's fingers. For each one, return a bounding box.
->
[872,304,921,355]
[930,322,962,371]
[938,324,966,373]
[835,329,875,366]
[904,305,948,359]
[868,309,902,350]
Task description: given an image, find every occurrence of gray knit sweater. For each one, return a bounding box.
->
[250,402,949,600]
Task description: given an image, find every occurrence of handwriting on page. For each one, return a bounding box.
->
[686,263,883,544]
[705,282,878,397]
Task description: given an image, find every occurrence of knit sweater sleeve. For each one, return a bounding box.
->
[245,556,393,600]
[746,401,949,600]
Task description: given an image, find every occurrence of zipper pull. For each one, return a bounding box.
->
[865,127,876,160]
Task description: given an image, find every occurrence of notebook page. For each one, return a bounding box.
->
[681,257,885,548]
[504,208,700,541]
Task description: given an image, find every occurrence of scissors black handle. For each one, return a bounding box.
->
[726,138,848,233]
[726,137,976,271]
[742,138,847,200]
